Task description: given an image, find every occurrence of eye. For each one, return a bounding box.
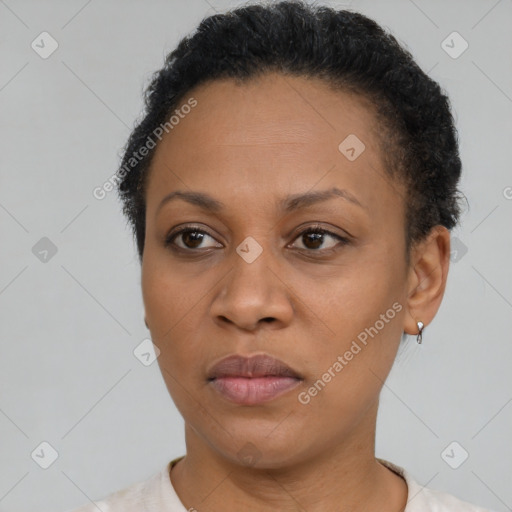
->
[165,224,350,255]
[165,226,222,251]
[289,225,349,252]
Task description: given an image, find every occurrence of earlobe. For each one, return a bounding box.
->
[403,226,451,336]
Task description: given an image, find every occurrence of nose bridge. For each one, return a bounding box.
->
[228,234,275,301]
[211,233,292,329]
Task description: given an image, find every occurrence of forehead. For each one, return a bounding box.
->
[161,72,380,148]
[145,72,398,218]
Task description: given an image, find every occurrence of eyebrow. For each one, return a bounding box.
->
[156,186,365,216]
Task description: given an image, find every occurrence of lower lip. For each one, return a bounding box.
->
[209,376,302,405]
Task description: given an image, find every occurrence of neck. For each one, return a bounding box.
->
[170,402,407,512]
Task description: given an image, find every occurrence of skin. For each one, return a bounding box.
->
[141,72,451,512]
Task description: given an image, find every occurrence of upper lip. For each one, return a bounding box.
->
[207,354,303,380]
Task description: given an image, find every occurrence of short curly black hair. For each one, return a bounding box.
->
[115,0,463,263]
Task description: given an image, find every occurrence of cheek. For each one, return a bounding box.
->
[143,263,209,417]
[142,247,202,330]
[295,250,405,405]
[141,252,206,371]
[307,250,403,342]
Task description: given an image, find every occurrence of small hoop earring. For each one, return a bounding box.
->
[416,321,424,344]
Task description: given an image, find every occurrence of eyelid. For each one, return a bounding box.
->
[287,222,352,241]
[166,224,220,247]
[287,225,350,252]
[165,222,351,253]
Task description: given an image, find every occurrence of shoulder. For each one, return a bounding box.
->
[412,484,492,511]
[66,475,153,512]
[64,461,177,512]
[377,458,495,512]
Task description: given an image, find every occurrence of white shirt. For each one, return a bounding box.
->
[67,456,495,511]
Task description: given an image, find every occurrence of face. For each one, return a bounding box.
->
[141,72,411,467]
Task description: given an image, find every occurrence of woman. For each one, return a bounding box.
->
[70,1,495,510]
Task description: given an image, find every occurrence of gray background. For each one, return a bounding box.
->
[0,0,511,511]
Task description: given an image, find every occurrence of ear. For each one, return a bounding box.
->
[403,225,451,336]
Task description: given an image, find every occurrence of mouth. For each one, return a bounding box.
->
[207,353,304,405]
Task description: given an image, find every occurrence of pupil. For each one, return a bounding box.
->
[184,231,203,248]
[304,232,322,249]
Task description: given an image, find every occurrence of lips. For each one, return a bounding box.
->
[207,353,304,405]
[207,353,303,380]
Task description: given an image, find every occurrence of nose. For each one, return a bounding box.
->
[210,245,294,332]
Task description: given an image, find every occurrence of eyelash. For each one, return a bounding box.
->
[164,224,350,255]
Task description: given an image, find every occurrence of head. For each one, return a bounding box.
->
[116,1,462,467]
